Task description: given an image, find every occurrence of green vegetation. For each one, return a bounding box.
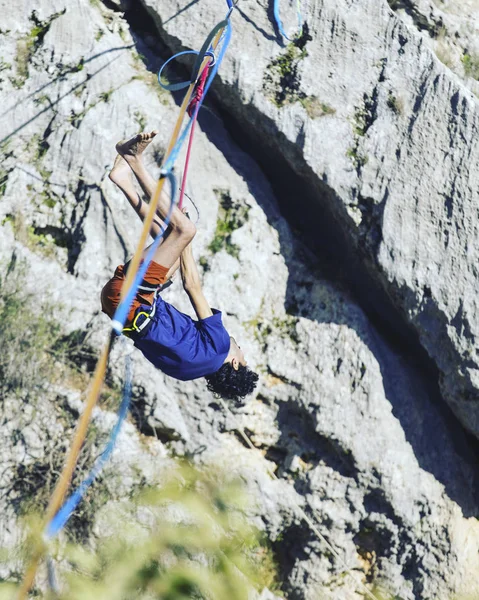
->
[0,168,7,197]
[347,145,368,170]
[12,9,66,88]
[272,314,300,345]
[2,212,65,258]
[99,88,114,103]
[38,166,53,182]
[33,93,51,106]
[23,131,54,190]
[52,58,86,81]
[25,225,57,255]
[0,267,122,542]
[11,420,112,544]
[264,39,334,118]
[245,316,272,350]
[462,52,479,80]
[134,110,148,132]
[67,86,115,127]
[246,313,299,348]
[273,42,307,78]
[386,93,402,115]
[27,132,49,165]
[209,220,241,259]
[95,28,105,42]
[352,91,379,137]
[72,59,84,73]
[298,95,336,119]
[199,256,210,272]
[118,25,128,43]
[73,82,87,98]
[2,466,283,599]
[244,301,272,351]
[353,105,369,136]
[208,189,249,260]
[0,264,61,397]
[264,42,304,106]
[132,67,170,107]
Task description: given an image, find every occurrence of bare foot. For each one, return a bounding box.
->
[109,155,132,189]
[115,130,158,165]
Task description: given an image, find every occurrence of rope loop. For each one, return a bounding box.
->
[273,0,303,42]
[158,50,216,91]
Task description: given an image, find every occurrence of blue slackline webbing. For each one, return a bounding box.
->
[45,345,133,539]
[273,0,303,41]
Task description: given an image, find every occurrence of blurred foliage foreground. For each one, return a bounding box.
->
[0,265,280,598]
[1,466,280,600]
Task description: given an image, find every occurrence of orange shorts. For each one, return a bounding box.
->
[101,260,169,323]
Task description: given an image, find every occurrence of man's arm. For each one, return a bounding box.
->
[180,242,213,320]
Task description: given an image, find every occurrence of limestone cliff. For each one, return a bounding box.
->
[0,1,478,598]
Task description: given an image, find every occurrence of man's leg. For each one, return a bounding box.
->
[112,131,195,269]
[118,131,161,200]
[109,154,168,240]
[119,133,184,280]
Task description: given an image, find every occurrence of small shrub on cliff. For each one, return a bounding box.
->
[208,189,249,260]
[462,52,479,80]
[0,263,61,398]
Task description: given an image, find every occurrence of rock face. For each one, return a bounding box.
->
[1,0,479,599]
[387,0,479,96]
[146,0,479,439]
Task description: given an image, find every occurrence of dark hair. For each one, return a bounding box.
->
[205,363,259,404]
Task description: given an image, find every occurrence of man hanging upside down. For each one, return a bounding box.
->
[101,131,258,403]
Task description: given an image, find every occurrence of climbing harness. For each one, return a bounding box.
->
[273,0,303,41]
[122,288,159,338]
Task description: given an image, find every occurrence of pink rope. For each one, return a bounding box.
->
[179,65,210,210]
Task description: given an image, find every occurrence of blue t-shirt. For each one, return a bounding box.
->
[133,294,231,381]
